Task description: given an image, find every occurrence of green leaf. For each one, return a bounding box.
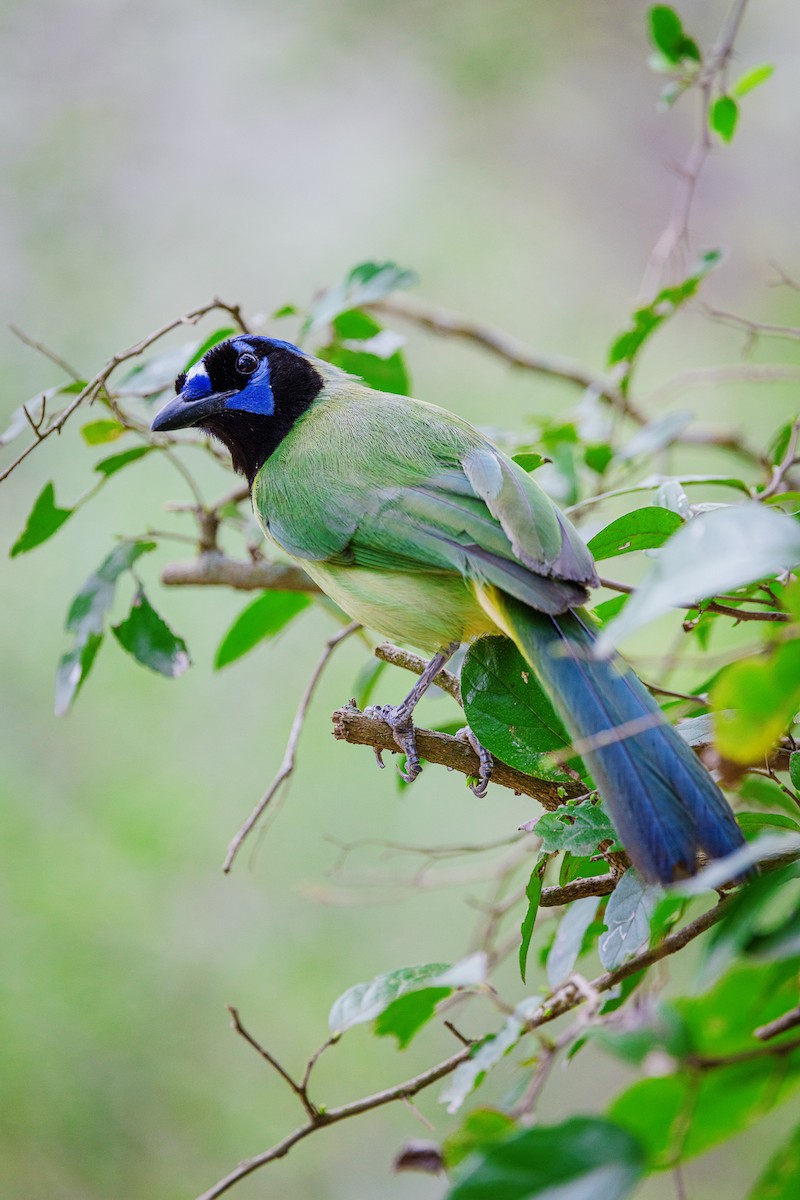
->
[320,310,410,395]
[442,1109,517,1170]
[511,452,548,473]
[461,636,577,780]
[790,753,800,794]
[696,864,800,988]
[546,896,602,987]
[647,6,701,65]
[307,261,418,332]
[81,419,126,445]
[116,341,196,395]
[587,507,684,562]
[712,639,800,763]
[597,504,800,654]
[446,1116,645,1200]
[214,591,311,669]
[329,953,486,1036]
[608,251,721,393]
[609,1049,800,1167]
[10,482,73,556]
[736,812,800,841]
[519,854,548,983]
[374,987,451,1048]
[733,63,775,98]
[535,798,617,855]
[112,588,190,677]
[591,594,628,626]
[94,446,153,477]
[749,1122,800,1199]
[710,95,739,142]
[440,997,539,1115]
[351,656,388,709]
[54,632,103,717]
[599,870,663,971]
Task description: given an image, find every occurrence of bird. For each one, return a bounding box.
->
[151,334,745,883]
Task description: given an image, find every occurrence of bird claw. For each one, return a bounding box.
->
[456,726,493,797]
[364,703,422,784]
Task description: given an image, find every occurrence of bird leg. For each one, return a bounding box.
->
[365,641,460,783]
[455,726,494,798]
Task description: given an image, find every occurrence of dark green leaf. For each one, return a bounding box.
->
[446,1116,645,1200]
[790,752,800,794]
[710,95,739,142]
[519,854,548,983]
[599,870,663,970]
[535,798,616,855]
[591,594,628,626]
[81,419,126,445]
[584,443,614,475]
[94,446,153,477]
[712,639,800,762]
[374,987,450,1048]
[442,1109,517,1170]
[560,852,609,885]
[733,63,774,98]
[10,482,73,556]
[546,896,602,987]
[112,588,190,677]
[587,506,683,562]
[749,1121,800,1199]
[648,6,701,65]
[597,504,800,654]
[54,632,103,716]
[461,636,576,781]
[214,591,311,669]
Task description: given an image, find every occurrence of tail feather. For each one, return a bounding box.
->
[496,596,744,882]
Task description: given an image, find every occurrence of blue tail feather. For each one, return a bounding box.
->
[497,597,744,882]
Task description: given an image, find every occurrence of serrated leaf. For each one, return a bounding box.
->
[55,632,103,716]
[534,798,617,855]
[597,504,800,654]
[710,95,739,142]
[94,446,153,477]
[547,895,602,987]
[587,507,683,562]
[446,1116,645,1200]
[712,639,800,763]
[519,854,548,983]
[461,636,577,781]
[10,482,73,556]
[81,419,126,445]
[599,870,663,971]
[112,588,190,677]
[214,591,310,668]
[733,63,774,98]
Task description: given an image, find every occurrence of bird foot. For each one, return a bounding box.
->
[364,703,422,783]
[456,726,493,797]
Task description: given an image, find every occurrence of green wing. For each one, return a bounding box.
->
[254,384,597,615]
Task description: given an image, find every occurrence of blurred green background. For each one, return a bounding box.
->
[2,2,799,1197]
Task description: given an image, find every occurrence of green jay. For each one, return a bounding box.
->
[151,335,744,883]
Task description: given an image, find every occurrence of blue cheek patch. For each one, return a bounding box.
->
[227,362,275,417]
[183,372,212,399]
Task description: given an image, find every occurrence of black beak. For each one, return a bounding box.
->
[150,390,236,433]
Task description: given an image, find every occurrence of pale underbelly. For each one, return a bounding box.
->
[301,561,496,653]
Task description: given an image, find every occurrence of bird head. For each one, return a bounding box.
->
[150,335,323,482]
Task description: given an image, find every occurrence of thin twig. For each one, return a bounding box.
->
[228,1007,317,1118]
[755,1006,800,1042]
[1,297,247,484]
[196,898,731,1200]
[223,622,361,873]
[374,642,463,703]
[598,576,790,623]
[9,323,83,381]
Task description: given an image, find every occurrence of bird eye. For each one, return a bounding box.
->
[174,371,187,395]
[236,352,259,376]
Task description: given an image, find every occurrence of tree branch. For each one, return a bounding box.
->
[332,703,586,811]
[161,553,319,592]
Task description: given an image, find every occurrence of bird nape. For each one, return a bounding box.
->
[151,333,745,884]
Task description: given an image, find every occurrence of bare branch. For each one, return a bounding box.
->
[374,641,462,704]
[223,623,361,873]
[9,322,83,381]
[228,1007,317,1119]
[161,554,319,592]
[1,296,248,484]
[598,575,791,624]
[540,874,617,907]
[755,1005,800,1042]
[332,703,585,811]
